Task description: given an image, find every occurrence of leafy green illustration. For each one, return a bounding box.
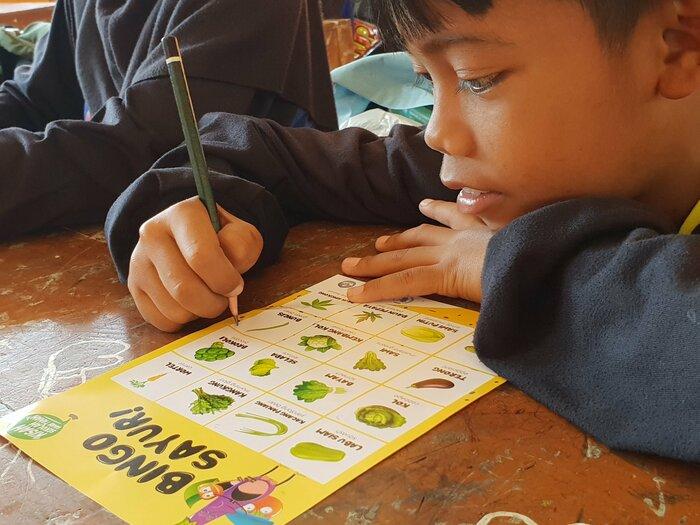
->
[401,326,445,344]
[189,388,234,415]
[298,335,342,353]
[195,341,235,362]
[293,380,346,403]
[290,442,345,462]
[354,311,383,323]
[234,412,288,436]
[301,298,335,311]
[353,351,386,372]
[249,358,278,377]
[355,405,406,429]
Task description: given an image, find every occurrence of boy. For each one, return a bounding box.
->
[106,0,699,461]
[0,0,336,239]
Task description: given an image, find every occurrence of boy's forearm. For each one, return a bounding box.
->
[475,197,700,461]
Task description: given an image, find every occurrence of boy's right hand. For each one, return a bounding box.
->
[128,197,263,332]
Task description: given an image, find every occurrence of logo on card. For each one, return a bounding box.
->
[8,413,78,440]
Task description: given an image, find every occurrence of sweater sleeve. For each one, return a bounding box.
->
[106,113,457,281]
[475,198,700,461]
[0,0,83,131]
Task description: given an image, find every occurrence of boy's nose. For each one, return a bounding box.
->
[424,97,476,158]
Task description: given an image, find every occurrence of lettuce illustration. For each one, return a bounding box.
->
[293,380,346,403]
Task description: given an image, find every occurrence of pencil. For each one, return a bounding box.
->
[161,35,239,325]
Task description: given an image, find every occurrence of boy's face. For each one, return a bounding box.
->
[408,0,678,229]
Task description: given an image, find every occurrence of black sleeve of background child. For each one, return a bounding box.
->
[475,198,700,461]
[0,0,84,130]
[106,114,456,281]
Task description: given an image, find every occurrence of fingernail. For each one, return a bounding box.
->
[376,236,389,245]
[419,199,433,209]
[346,286,362,301]
[344,257,360,268]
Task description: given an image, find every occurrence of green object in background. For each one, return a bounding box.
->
[0,22,51,81]
[391,106,433,126]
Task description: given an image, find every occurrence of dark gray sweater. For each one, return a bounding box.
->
[104,114,699,462]
[0,0,336,240]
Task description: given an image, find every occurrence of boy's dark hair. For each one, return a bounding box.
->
[370,0,662,51]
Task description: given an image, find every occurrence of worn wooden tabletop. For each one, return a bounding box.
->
[0,224,698,525]
[0,2,54,27]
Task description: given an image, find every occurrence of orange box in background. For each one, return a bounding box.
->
[323,19,355,71]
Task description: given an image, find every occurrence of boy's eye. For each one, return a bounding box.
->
[457,72,504,95]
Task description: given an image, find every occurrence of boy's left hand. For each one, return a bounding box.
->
[341,199,494,304]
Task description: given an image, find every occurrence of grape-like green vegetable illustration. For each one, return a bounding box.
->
[353,351,386,372]
[355,405,406,429]
[298,335,342,353]
[249,358,278,377]
[301,298,335,311]
[290,442,345,462]
[354,311,382,323]
[194,341,235,362]
[400,326,445,344]
[189,388,234,415]
[293,380,346,403]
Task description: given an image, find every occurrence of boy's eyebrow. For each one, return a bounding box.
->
[418,33,513,53]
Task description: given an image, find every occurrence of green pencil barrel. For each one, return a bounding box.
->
[163,39,221,232]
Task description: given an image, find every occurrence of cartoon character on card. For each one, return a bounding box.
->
[178,466,293,524]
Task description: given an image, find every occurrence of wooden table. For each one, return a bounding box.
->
[0,224,698,524]
[0,2,54,27]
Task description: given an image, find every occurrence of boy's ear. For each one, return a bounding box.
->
[658,0,700,99]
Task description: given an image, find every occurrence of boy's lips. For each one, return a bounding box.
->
[456,187,504,215]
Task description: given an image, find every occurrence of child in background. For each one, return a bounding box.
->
[106,0,699,461]
[0,0,336,240]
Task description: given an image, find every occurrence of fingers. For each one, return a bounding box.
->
[129,286,183,333]
[374,224,454,252]
[168,198,243,296]
[342,246,440,278]
[140,226,228,319]
[347,266,441,303]
[419,199,483,230]
[137,261,199,325]
[217,206,264,273]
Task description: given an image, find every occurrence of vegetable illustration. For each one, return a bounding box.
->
[353,351,386,372]
[290,442,345,462]
[130,373,167,388]
[189,388,234,415]
[355,405,406,429]
[465,345,477,353]
[354,311,382,323]
[409,378,455,389]
[234,412,288,436]
[249,358,278,377]
[298,334,342,353]
[246,321,290,332]
[301,298,335,311]
[195,341,235,362]
[293,380,346,403]
[400,326,445,344]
